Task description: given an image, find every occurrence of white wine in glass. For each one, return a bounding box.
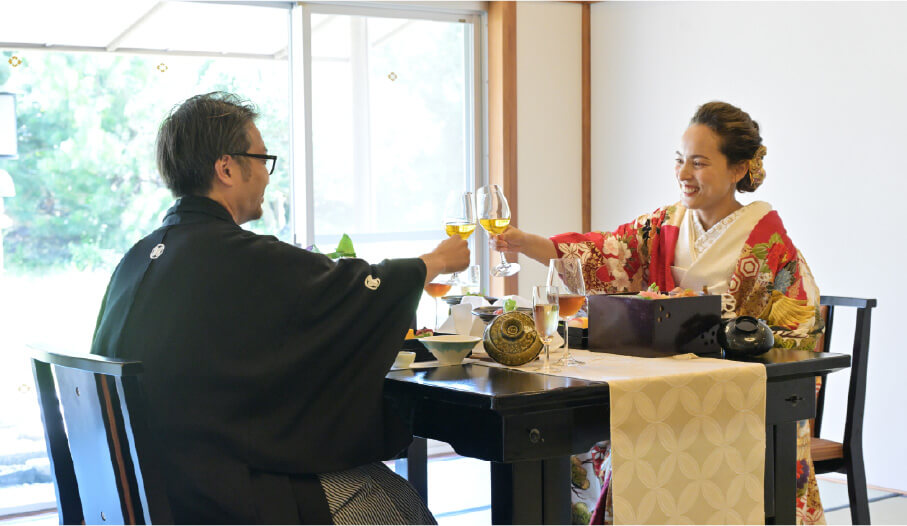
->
[445,223,477,239]
[443,191,477,285]
[532,285,560,373]
[476,184,520,277]
[547,257,586,366]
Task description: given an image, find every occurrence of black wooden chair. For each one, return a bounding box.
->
[28,346,172,524]
[812,296,876,525]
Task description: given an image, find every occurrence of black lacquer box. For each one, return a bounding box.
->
[587,293,722,355]
[560,326,588,349]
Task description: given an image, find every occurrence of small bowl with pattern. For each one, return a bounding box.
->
[419,335,482,366]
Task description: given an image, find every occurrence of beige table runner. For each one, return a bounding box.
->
[474,349,767,524]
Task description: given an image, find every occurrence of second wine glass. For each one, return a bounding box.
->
[547,257,586,366]
[532,285,560,373]
[477,184,520,277]
[425,278,453,330]
[443,191,476,285]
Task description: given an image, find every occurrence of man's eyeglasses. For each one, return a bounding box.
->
[229,153,278,175]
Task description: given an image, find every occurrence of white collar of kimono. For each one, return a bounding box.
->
[671,201,772,295]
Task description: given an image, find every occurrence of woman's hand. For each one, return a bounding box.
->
[490,226,527,253]
[488,226,558,265]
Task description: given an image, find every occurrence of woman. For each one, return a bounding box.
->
[494,101,826,525]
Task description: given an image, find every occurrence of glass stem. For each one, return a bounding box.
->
[499,251,510,268]
[434,298,440,331]
[562,320,570,359]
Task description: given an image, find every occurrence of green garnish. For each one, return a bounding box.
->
[504,298,517,312]
[327,233,356,259]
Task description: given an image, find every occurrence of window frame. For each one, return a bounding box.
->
[289,2,488,287]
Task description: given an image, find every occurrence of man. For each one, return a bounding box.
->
[91,92,469,524]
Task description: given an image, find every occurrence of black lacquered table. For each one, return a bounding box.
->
[384,348,850,525]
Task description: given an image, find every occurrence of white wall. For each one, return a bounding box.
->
[515,1,583,297]
[590,1,907,491]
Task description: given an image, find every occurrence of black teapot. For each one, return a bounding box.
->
[717,316,774,356]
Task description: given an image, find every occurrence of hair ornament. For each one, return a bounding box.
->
[747,145,767,189]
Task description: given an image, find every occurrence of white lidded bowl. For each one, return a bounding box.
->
[419,335,482,366]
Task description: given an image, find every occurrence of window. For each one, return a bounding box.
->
[291,4,486,327]
[0,50,290,518]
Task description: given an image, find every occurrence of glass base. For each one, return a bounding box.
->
[528,361,561,373]
[527,342,560,373]
[554,353,584,366]
[491,262,520,277]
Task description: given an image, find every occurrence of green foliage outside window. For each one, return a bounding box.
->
[0,51,290,273]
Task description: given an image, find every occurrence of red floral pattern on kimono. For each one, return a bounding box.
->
[554,203,826,525]
[551,204,683,295]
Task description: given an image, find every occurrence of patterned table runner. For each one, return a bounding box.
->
[474,349,767,524]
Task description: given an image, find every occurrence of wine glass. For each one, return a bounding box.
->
[458,264,481,295]
[547,257,586,366]
[476,184,520,277]
[443,191,476,285]
[424,277,453,331]
[532,285,560,373]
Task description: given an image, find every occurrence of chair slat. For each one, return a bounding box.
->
[53,366,128,524]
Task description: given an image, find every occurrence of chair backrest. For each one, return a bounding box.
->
[813,296,877,450]
[28,346,172,525]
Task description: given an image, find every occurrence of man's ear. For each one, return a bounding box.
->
[213,154,236,187]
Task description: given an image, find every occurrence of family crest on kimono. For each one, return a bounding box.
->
[492,101,826,525]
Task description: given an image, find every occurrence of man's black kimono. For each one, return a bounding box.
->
[91,196,424,523]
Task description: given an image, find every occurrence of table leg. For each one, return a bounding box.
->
[490,458,571,525]
[491,460,541,524]
[542,457,571,524]
[771,422,797,525]
[764,425,775,519]
[394,437,428,503]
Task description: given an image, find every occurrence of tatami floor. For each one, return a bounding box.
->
[1,444,904,525]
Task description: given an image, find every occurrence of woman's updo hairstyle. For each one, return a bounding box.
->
[690,101,767,192]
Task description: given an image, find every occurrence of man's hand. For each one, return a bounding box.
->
[420,236,470,286]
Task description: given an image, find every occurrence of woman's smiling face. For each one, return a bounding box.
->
[675,124,746,218]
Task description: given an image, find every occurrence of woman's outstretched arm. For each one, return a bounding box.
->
[490,226,558,265]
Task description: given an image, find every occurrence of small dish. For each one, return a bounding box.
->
[443,295,499,306]
[419,335,482,366]
[393,351,416,368]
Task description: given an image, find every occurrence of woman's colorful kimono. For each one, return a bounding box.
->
[553,202,826,525]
